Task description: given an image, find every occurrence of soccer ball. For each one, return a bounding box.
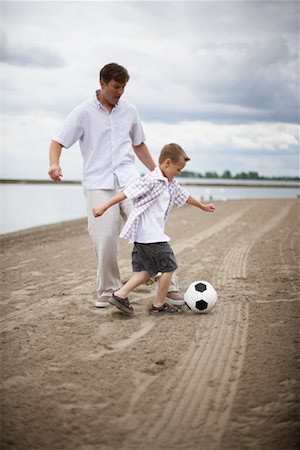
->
[184,281,217,313]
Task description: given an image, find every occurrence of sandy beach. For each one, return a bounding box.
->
[1,198,299,450]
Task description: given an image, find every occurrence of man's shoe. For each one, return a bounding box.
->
[95,296,111,308]
[165,291,185,306]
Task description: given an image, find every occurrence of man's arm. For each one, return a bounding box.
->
[48,140,63,182]
[133,142,156,171]
[186,195,216,212]
[93,192,127,217]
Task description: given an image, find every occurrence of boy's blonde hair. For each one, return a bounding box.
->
[159,143,190,164]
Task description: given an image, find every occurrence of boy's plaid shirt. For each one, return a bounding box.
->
[120,166,189,243]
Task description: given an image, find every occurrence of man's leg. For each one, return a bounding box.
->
[168,273,179,291]
[85,189,123,302]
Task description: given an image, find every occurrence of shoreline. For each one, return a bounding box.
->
[1,178,300,188]
[0,217,88,241]
[1,196,299,238]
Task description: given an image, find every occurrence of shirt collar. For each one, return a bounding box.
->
[95,89,119,111]
[153,166,169,183]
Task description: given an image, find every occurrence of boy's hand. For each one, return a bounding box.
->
[93,206,106,217]
[203,203,216,212]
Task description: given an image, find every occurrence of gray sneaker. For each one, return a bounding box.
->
[165,291,185,306]
[95,296,111,308]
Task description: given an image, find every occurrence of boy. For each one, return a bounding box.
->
[93,143,215,316]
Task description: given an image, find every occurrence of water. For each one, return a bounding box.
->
[1,181,299,234]
[1,184,86,235]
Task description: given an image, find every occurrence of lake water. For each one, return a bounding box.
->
[1,181,299,235]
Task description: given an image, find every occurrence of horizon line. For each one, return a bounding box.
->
[1,178,299,189]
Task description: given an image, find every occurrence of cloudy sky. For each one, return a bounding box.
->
[1,0,299,180]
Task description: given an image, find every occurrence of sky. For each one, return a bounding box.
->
[1,0,299,180]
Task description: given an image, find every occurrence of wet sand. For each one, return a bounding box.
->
[1,199,299,450]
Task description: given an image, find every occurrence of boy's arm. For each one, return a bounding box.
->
[186,195,216,212]
[93,192,127,217]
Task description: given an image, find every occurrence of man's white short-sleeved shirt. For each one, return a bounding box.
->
[52,91,146,190]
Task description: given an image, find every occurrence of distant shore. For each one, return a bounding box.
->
[1,178,299,188]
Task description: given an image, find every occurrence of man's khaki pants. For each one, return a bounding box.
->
[84,180,179,299]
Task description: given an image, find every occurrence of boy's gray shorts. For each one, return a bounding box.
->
[132,242,178,277]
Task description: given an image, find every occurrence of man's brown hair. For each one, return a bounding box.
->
[159,143,190,164]
[100,63,129,84]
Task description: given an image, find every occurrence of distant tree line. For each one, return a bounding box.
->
[178,170,300,181]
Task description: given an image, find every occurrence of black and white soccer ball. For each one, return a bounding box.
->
[184,281,217,313]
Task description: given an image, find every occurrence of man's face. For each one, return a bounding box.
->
[100,79,126,106]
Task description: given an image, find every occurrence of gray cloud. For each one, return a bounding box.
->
[2,1,299,178]
[2,2,299,125]
[0,33,65,68]
[191,37,299,124]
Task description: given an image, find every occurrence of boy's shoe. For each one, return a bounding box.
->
[150,303,182,315]
[95,296,111,308]
[165,291,185,306]
[108,293,134,316]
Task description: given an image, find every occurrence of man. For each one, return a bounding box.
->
[48,63,183,307]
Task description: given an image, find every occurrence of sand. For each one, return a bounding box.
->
[1,198,299,450]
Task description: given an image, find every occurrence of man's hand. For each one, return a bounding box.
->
[48,141,63,181]
[48,164,63,182]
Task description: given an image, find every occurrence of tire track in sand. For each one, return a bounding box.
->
[125,301,248,450]
[215,204,291,286]
[122,203,293,450]
[278,227,299,295]
[172,203,253,256]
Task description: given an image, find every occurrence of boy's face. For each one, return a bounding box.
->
[161,159,186,181]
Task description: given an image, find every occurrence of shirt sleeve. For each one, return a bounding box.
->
[123,174,155,201]
[52,106,84,149]
[173,182,190,207]
[130,107,146,146]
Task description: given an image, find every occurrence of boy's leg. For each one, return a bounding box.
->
[154,271,174,308]
[115,271,150,299]
[121,194,182,300]
[110,271,149,315]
